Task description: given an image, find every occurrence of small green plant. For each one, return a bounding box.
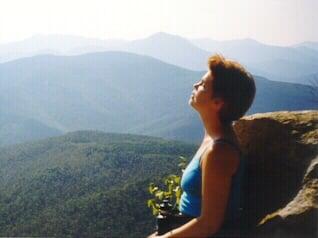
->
[147,156,188,216]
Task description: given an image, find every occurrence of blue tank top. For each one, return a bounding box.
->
[179,138,246,221]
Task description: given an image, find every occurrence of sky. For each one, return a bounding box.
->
[0,0,317,46]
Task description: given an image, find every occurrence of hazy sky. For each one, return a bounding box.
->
[0,0,316,46]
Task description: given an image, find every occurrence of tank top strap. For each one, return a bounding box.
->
[198,138,242,166]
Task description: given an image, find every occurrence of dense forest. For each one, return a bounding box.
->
[0,131,196,237]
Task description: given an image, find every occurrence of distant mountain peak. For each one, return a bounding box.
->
[145,32,189,43]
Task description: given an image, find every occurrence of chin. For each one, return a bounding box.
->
[188,99,197,109]
[188,98,194,106]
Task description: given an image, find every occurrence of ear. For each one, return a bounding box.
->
[212,97,226,112]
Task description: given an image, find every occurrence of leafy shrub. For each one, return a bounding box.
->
[147,156,188,216]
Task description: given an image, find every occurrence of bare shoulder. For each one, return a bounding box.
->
[200,142,240,177]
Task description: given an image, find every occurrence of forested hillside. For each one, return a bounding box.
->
[0,131,196,237]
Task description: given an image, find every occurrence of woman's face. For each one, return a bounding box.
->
[189,71,224,113]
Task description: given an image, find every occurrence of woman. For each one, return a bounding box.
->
[148,54,256,238]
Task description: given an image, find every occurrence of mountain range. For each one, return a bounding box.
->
[0,51,317,146]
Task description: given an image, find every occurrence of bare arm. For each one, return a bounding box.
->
[159,143,239,238]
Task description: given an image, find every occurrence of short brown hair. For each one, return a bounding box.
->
[208,54,256,125]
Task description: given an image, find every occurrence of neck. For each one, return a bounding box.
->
[199,111,233,141]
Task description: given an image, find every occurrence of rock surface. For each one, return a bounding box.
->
[233,110,317,238]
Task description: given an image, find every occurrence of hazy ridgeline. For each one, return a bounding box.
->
[1,33,318,84]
